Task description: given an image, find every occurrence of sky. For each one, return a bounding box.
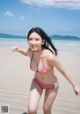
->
[0,0,80,37]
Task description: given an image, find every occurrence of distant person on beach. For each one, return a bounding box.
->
[11,27,80,114]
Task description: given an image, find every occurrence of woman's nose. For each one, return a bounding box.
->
[32,40,36,44]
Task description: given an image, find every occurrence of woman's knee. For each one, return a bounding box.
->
[28,107,37,114]
[43,104,51,113]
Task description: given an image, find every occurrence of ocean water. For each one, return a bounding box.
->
[0,37,80,54]
[0,37,27,48]
[53,40,80,53]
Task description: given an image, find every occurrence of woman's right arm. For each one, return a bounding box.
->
[11,46,29,56]
[50,54,80,96]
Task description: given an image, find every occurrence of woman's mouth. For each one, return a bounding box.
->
[31,45,37,49]
[32,45,36,48]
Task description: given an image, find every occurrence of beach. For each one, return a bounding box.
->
[0,41,80,114]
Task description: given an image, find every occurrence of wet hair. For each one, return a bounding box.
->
[27,27,58,56]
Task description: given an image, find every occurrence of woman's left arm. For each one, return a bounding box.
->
[51,55,80,96]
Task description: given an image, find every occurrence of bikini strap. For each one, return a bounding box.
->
[41,57,53,71]
[30,52,33,69]
[41,57,48,70]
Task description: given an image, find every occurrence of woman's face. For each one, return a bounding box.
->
[28,32,44,52]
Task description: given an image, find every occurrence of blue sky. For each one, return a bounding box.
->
[0,0,80,37]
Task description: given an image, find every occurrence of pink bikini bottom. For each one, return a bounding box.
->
[33,78,59,90]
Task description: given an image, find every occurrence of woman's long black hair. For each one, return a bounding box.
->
[27,27,58,56]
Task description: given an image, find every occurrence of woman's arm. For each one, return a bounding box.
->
[11,46,29,56]
[50,55,80,96]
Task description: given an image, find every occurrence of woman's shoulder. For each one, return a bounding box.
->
[42,49,56,60]
[42,49,59,66]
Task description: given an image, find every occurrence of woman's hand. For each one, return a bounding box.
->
[73,85,80,96]
[11,46,19,52]
[11,46,28,56]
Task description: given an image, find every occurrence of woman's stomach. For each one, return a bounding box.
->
[35,69,58,84]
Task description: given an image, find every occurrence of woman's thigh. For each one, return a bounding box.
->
[28,79,43,112]
[43,88,59,110]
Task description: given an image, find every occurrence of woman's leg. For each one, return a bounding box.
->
[28,79,43,114]
[43,88,58,114]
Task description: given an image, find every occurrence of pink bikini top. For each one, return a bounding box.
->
[30,52,53,74]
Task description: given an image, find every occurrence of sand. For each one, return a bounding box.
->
[0,47,80,114]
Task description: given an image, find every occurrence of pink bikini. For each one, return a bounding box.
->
[30,52,59,90]
[33,78,59,90]
[30,52,52,74]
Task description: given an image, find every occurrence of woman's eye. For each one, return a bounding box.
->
[35,38,39,41]
[28,38,40,41]
[28,38,32,40]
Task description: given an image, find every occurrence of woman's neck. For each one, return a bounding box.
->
[33,49,43,57]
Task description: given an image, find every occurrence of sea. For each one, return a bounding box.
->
[0,36,80,54]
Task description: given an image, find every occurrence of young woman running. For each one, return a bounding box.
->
[12,27,80,114]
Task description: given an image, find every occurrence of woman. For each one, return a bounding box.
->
[12,27,80,114]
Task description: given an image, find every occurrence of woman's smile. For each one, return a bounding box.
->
[31,45,37,50]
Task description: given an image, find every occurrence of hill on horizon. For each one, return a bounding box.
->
[51,35,80,40]
[0,33,80,40]
[0,33,26,39]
